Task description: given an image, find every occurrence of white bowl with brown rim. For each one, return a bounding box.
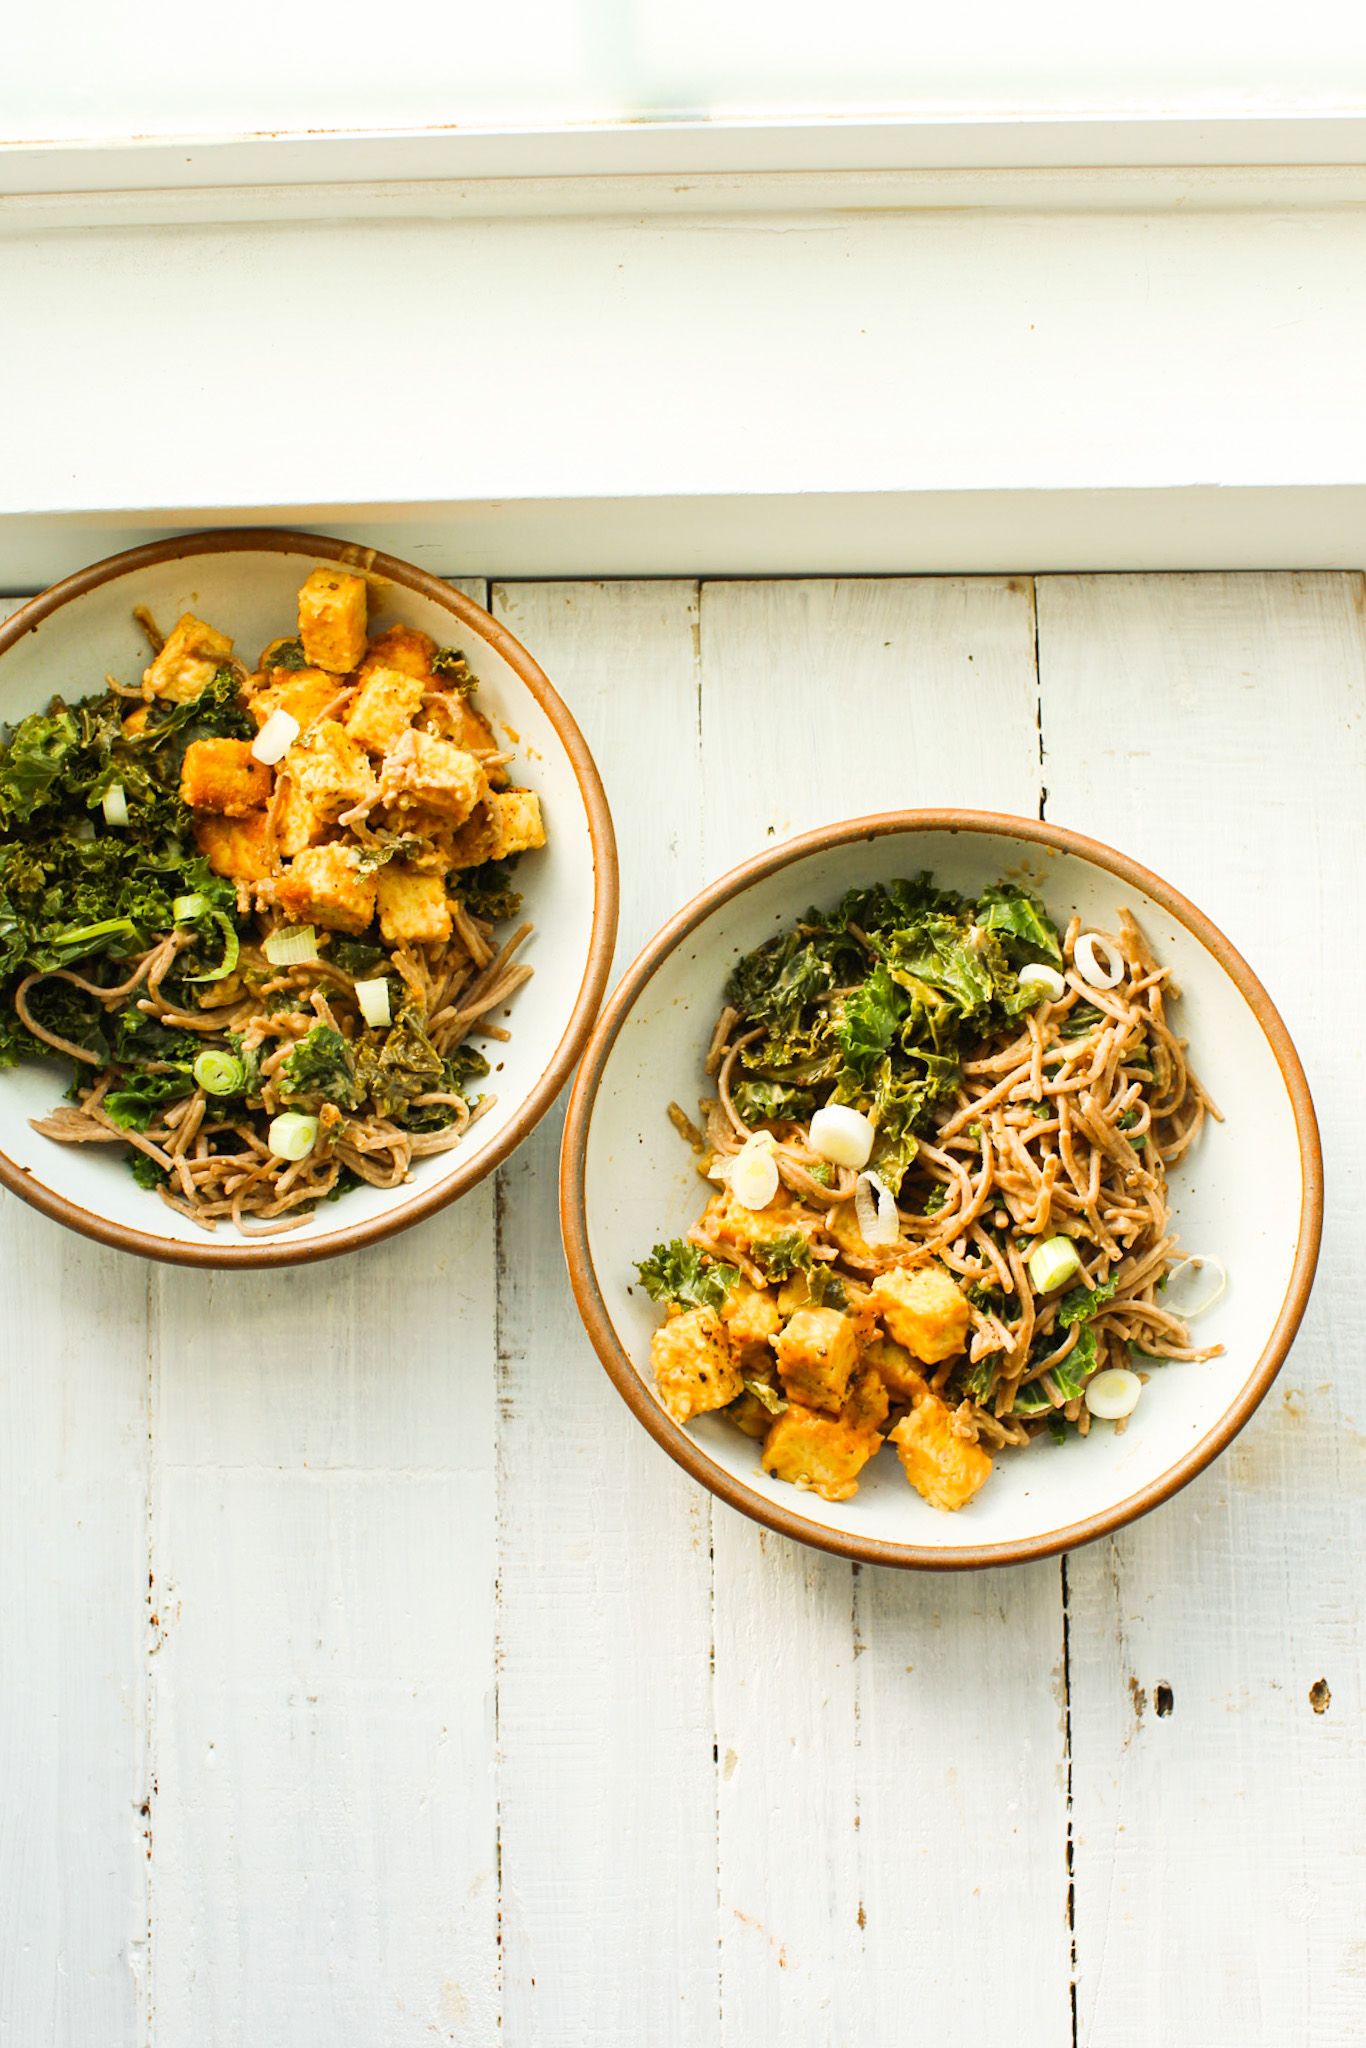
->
[560,811,1321,1570]
[0,529,617,1267]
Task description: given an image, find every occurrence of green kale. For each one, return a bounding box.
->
[396,1044,491,1134]
[834,962,906,1084]
[353,995,444,1117]
[262,639,308,671]
[103,1066,196,1131]
[458,858,523,925]
[731,1078,815,1128]
[726,928,837,1026]
[751,1231,816,1283]
[326,936,387,978]
[1059,1003,1105,1039]
[431,647,479,695]
[1058,1275,1119,1327]
[127,1151,171,1190]
[635,1240,737,1314]
[353,837,423,874]
[974,882,1064,966]
[277,1024,363,1110]
[0,706,79,824]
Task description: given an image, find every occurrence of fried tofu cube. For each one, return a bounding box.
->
[860,1334,928,1405]
[345,664,426,755]
[298,567,369,674]
[448,695,499,755]
[870,1266,971,1365]
[378,729,487,825]
[274,779,330,857]
[250,667,340,733]
[122,705,150,736]
[762,1399,884,1503]
[889,1395,993,1512]
[360,624,436,680]
[276,843,377,935]
[650,1308,742,1426]
[376,862,452,946]
[194,812,278,882]
[772,1305,859,1413]
[284,720,376,821]
[843,1363,891,1434]
[485,788,546,861]
[708,1186,812,1258]
[719,1276,782,1347]
[143,613,235,703]
[180,738,271,817]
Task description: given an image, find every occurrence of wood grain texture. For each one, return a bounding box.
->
[1037,571,1366,2047]
[490,582,720,2045]
[699,577,1072,2045]
[0,593,151,2048]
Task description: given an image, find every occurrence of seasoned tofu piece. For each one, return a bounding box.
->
[377,729,487,825]
[274,778,331,857]
[444,801,498,870]
[762,1398,884,1502]
[860,1334,928,1405]
[447,695,499,755]
[297,568,369,674]
[843,1363,891,1434]
[376,862,452,946]
[708,1186,816,1259]
[284,720,376,821]
[194,812,278,882]
[143,613,235,703]
[276,843,377,935]
[889,1395,992,1512]
[121,705,150,736]
[826,1198,883,1263]
[485,787,546,860]
[650,1308,742,1426]
[719,1276,782,1347]
[772,1305,859,1414]
[249,667,339,733]
[180,738,271,817]
[870,1265,971,1364]
[360,624,436,680]
[345,664,426,755]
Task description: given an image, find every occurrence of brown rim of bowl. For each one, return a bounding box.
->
[0,526,619,1269]
[560,807,1323,1572]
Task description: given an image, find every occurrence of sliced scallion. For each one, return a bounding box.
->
[193,1049,247,1096]
[353,976,392,1030]
[52,915,137,948]
[1027,1234,1082,1295]
[102,783,129,826]
[267,1112,320,1161]
[182,912,241,984]
[263,924,319,967]
[173,893,207,923]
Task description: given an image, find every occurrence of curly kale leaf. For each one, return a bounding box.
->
[975,882,1064,966]
[0,706,79,824]
[396,1043,491,1134]
[457,857,522,925]
[103,1066,196,1131]
[635,1240,738,1314]
[353,995,444,1118]
[1058,1275,1119,1327]
[431,647,479,696]
[726,928,837,1026]
[326,936,387,978]
[262,639,308,671]
[731,1079,815,1128]
[833,962,906,1084]
[277,1024,363,1110]
[750,1231,815,1284]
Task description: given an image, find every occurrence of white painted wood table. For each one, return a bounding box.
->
[1,570,1358,2048]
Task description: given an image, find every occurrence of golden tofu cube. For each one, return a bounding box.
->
[870,1266,971,1364]
[448,696,499,755]
[708,1186,811,1258]
[297,568,369,674]
[719,1276,782,1347]
[444,801,497,870]
[121,705,150,736]
[889,1396,993,1512]
[180,738,271,817]
[194,812,278,882]
[860,1334,928,1405]
[143,613,235,703]
[274,779,330,857]
[772,1306,859,1414]
[379,730,487,824]
[360,624,437,680]
[276,843,377,935]
[843,1363,891,1434]
[762,1401,883,1502]
[345,665,426,755]
[250,667,340,733]
[284,720,375,821]
[376,862,452,946]
[650,1308,742,1426]
[485,788,546,861]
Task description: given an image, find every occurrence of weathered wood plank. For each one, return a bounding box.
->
[491,581,719,2044]
[1037,570,1366,2047]
[698,577,1072,2045]
[0,593,151,2048]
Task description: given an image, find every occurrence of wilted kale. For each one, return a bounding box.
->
[431,647,479,695]
[353,992,445,1119]
[325,936,386,978]
[457,857,523,925]
[750,1231,815,1284]
[635,1239,738,1314]
[731,1079,815,1128]
[277,1025,364,1110]
[261,639,308,671]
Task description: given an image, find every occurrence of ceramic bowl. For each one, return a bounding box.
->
[560,811,1320,1569]
[0,529,617,1267]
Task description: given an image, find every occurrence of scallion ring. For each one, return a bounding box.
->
[854,1169,899,1246]
[263,924,319,967]
[267,1112,320,1161]
[1074,933,1123,991]
[1018,962,1066,1003]
[1027,1234,1081,1294]
[193,1049,247,1096]
[102,784,129,827]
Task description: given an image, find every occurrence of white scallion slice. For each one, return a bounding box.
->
[354,977,393,1030]
[1162,1254,1228,1320]
[263,923,319,967]
[1028,1234,1081,1294]
[854,1169,900,1246]
[1018,962,1066,1003]
[250,708,301,765]
[808,1103,874,1170]
[102,783,129,827]
[730,1137,779,1210]
[1074,932,1123,990]
[267,1112,320,1161]
[1085,1367,1143,1421]
[193,1049,247,1096]
[173,893,207,923]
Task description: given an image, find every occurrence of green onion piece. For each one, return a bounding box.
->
[182,911,242,984]
[102,783,129,826]
[264,924,319,967]
[267,1111,320,1161]
[193,1049,247,1096]
[353,976,392,1029]
[173,893,207,922]
[52,915,137,947]
[1028,1234,1082,1295]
